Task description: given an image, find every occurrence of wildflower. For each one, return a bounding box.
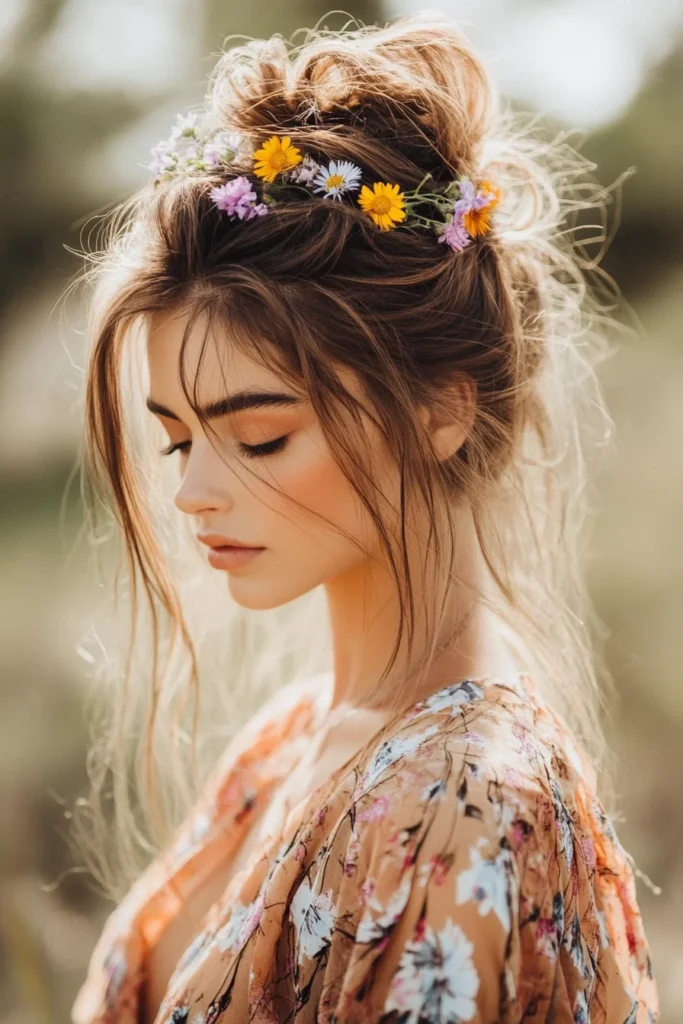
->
[453,176,502,239]
[312,159,363,200]
[252,135,302,182]
[478,180,502,209]
[437,212,472,252]
[285,153,321,186]
[168,112,199,143]
[357,182,406,231]
[463,203,494,238]
[209,176,268,220]
[150,140,176,179]
[202,131,243,170]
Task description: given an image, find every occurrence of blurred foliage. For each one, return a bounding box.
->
[0,0,146,323]
[585,44,683,298]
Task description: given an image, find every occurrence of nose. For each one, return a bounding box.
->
[173,439,234,518]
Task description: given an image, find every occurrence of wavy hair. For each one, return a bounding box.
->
[70,10,625,900]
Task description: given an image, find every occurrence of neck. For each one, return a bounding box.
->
[322,501,519,713]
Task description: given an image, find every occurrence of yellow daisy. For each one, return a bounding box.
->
[252,135,303,183]
[357,182,406,231]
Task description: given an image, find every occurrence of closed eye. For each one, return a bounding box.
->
[159,436,289,459]
[238,435,289,459]
[160,440,191,457]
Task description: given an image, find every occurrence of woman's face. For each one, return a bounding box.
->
[145,307,399,609]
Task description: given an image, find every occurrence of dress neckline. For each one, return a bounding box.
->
[309,668,534,729]
[301,668,535,808]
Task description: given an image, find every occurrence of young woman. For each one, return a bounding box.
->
[70,11,660,1024]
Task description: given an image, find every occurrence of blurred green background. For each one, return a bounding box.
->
[0,1,681,1020]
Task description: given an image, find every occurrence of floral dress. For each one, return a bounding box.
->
[71,670,660,1023]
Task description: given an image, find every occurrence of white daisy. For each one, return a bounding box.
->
[215,891,265,954]
[167,111,200,145]
[410,679,485,720]
[356,873,413,944]
[169,111,199,142]
[361,725,440,792]
[455,835,515,934]
[383,917,480,1023]
[290,876,336,959]
[312,159,363,200]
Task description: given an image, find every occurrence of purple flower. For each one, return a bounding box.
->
[150,140,176,178]
[202,142,225,170]
[453,176,491,217]
[437,210,471,252]
[209,176,266,220]
[169,112,199,144]
[287,153,321,186]
[202,131,243,170]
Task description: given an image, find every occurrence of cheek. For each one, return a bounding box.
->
[266,430,372,546]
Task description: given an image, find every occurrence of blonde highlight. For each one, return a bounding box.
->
[70,10,625,900]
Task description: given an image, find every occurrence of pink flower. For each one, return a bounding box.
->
[209,176,268,220]
[356,795,390,823]
[437,210,471,252]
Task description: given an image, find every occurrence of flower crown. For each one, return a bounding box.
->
[149,112,503,253]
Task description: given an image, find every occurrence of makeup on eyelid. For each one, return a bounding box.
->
[158,406,301,459]
[159,435,289,459]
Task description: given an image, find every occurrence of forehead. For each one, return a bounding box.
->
[145,307,286,397]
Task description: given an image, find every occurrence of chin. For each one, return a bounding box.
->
[225,572,319,611]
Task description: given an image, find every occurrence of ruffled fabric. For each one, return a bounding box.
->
[72,671,660,1023]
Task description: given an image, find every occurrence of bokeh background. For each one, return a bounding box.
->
[1,1,681,1020]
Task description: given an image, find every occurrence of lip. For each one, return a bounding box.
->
[197,532,260,550]
[206,545,265,571]
[197,533,266,572]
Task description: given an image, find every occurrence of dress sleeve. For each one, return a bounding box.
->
[317,756,529,1024]
[313,745,656,1024]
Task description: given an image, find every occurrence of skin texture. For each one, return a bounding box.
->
[145,306,520,718]
[142,306,523,1023]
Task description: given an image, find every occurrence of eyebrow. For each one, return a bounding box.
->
[145,389,302,422]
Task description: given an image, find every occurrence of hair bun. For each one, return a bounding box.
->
[204,13,497,180]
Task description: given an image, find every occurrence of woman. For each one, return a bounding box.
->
[70,11,659,1024]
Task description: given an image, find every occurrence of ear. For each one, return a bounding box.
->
[418,374,477,461]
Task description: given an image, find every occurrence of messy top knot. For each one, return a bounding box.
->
[205,17,494,182]
[77,11,621,892]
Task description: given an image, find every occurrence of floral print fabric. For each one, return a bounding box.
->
[72,671,660,1023]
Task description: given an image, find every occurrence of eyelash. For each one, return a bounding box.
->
[159,436,289,459]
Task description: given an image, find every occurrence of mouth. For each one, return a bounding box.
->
[206,544,266,571]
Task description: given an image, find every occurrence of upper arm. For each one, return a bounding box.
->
[306,747,531,1024]
[357,783,521,1021]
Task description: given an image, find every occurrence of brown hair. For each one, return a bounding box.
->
[73,11,622,898]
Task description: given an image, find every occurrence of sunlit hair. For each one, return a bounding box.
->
[70,10,627,900]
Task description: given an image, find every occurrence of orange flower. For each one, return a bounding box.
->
[463,181,503,238]
[479,180,502,209]
[463,205,494,238]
